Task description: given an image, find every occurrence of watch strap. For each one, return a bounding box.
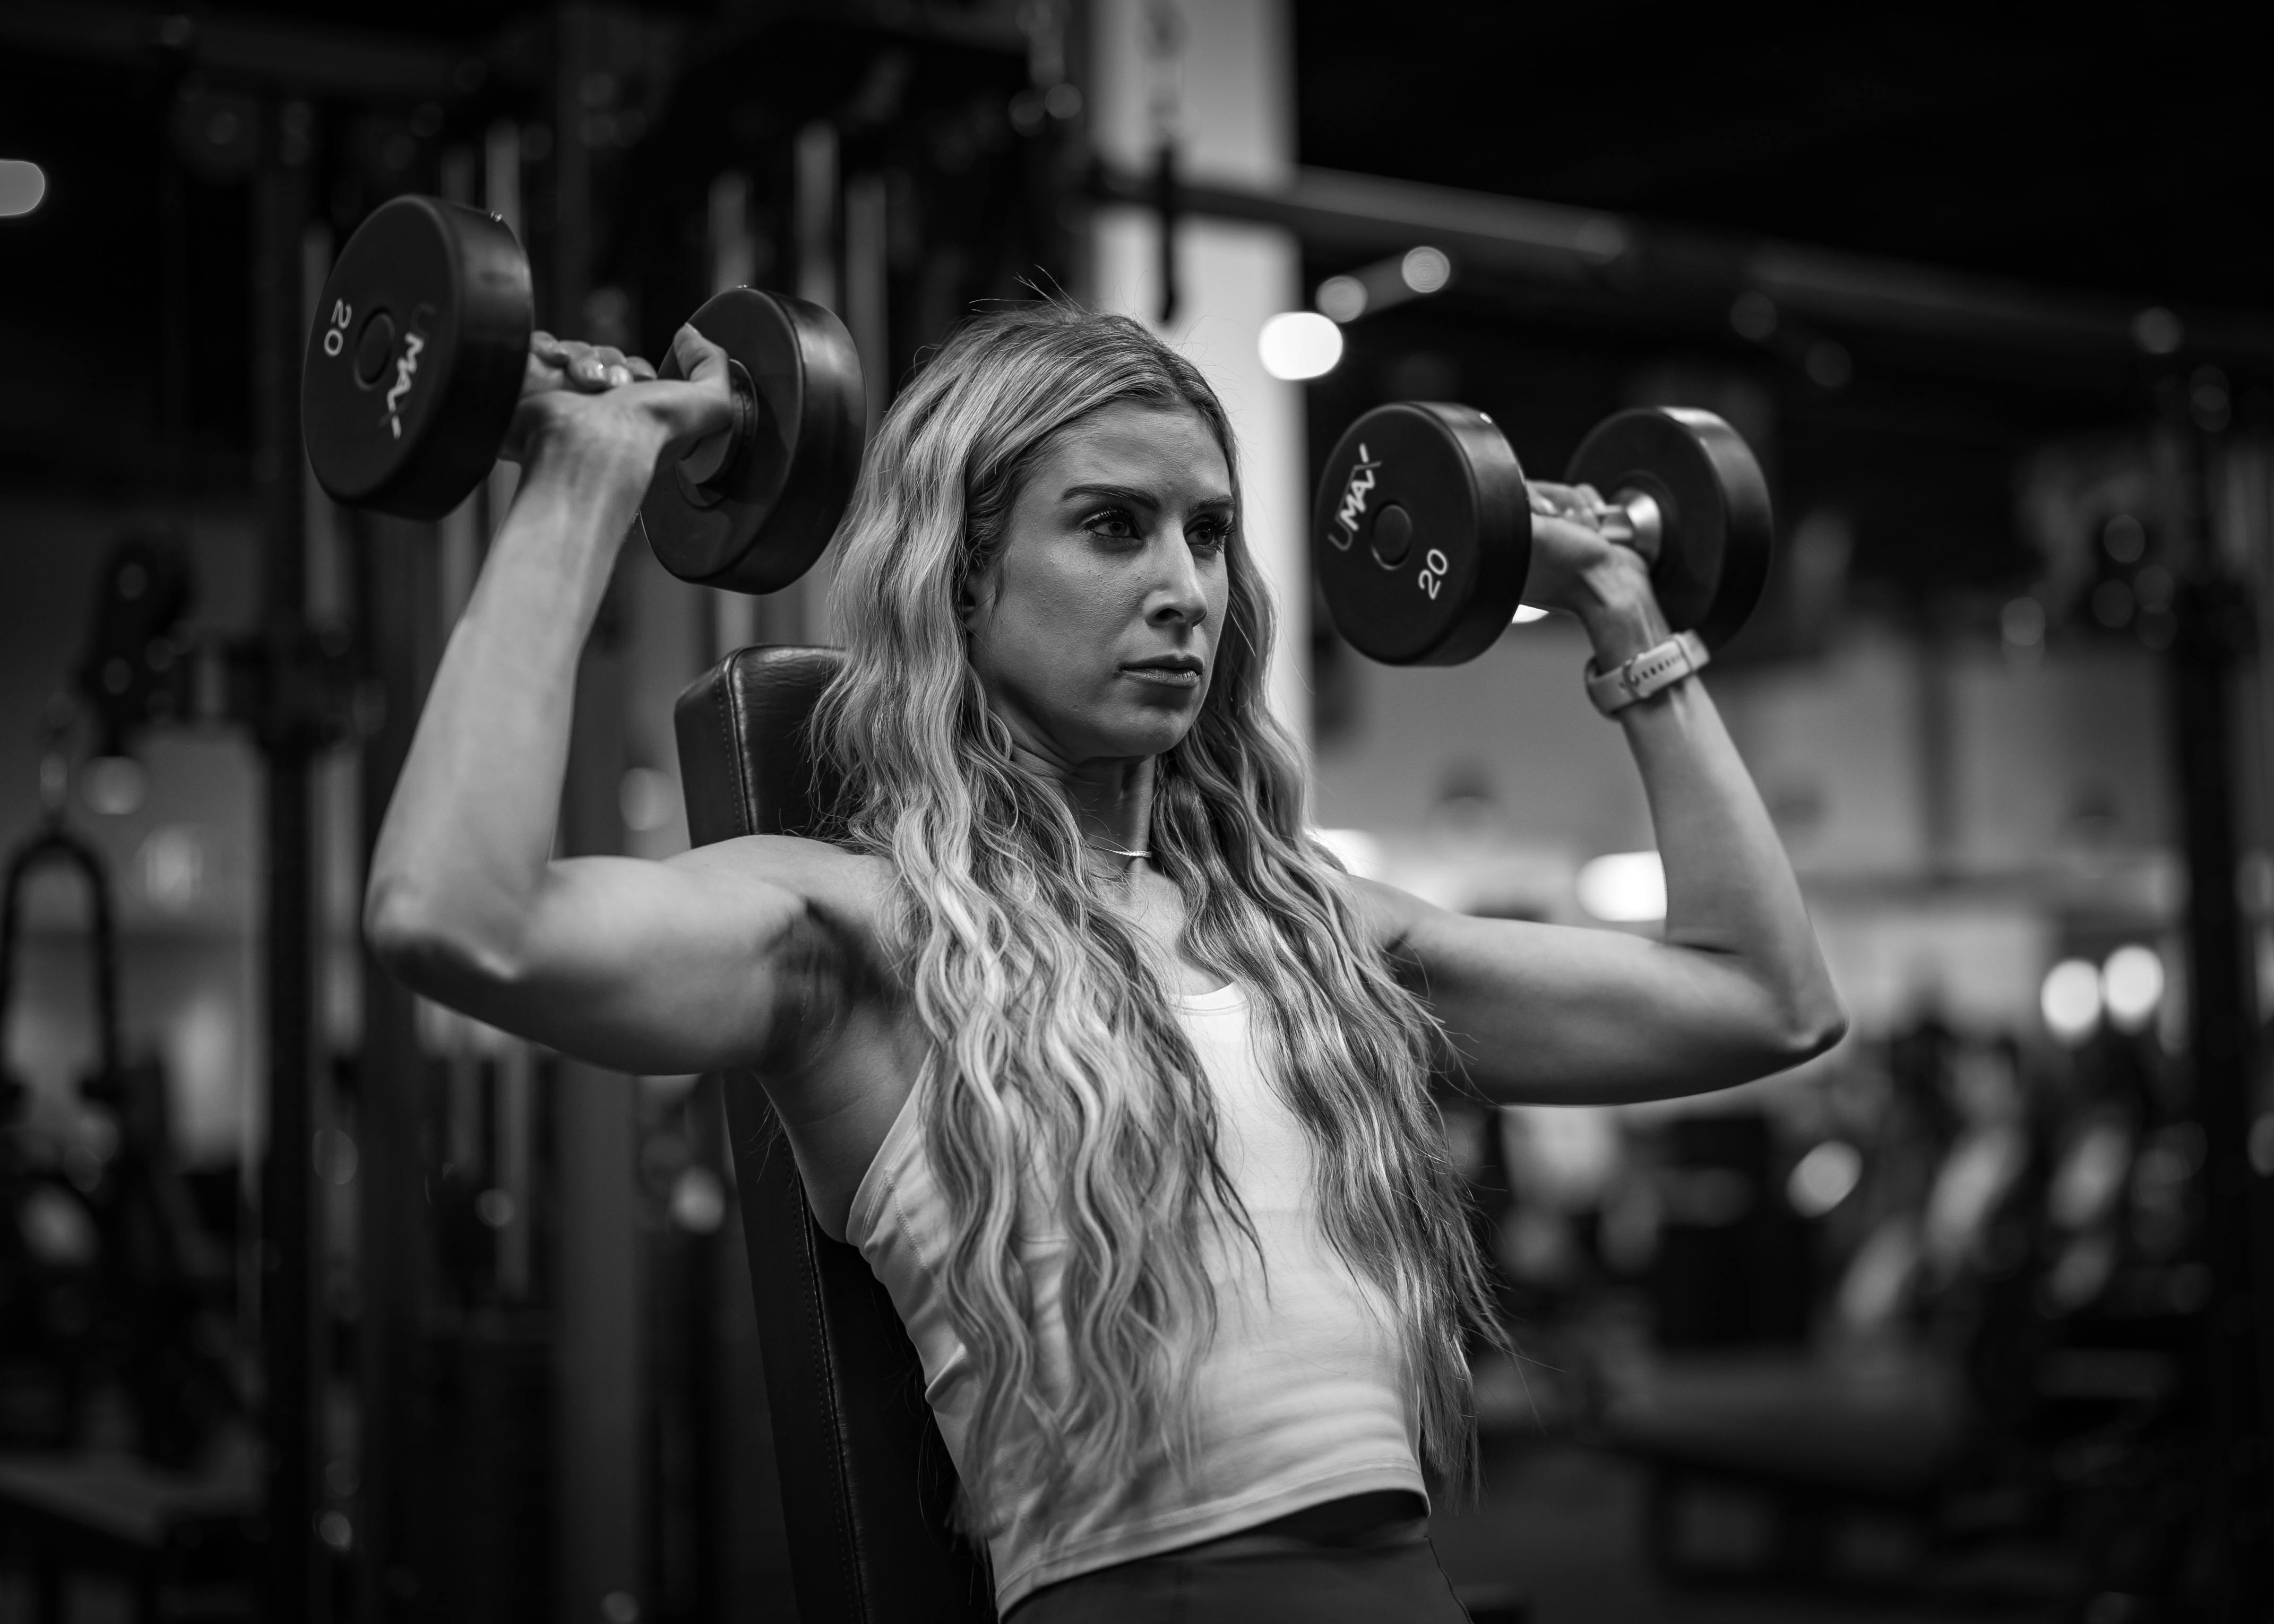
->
[1586,629,1710,716]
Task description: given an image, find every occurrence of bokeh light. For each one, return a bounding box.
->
[1787,1139,1863,1217]
[2132,306,2184,356]
[1315,274,1367,323]
[81,755,147,816]
[2001,595,2045,650]
[2102,944,2164,1031]
[1577,851,1665,923]
[1400,246,1451,295]
[0,160,45,219]
[2040,957,2103,1044]
[1257,311,1343,381]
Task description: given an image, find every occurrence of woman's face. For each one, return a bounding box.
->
[962,400,1234,770]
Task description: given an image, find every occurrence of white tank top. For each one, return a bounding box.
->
[846,982,1427,1613]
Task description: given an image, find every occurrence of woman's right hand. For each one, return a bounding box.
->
[501,324,738,469]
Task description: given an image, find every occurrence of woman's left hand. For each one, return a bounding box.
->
[1520,479,1666,662]
[503,325,736,469]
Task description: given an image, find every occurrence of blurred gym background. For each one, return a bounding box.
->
[1,3,2269,1620]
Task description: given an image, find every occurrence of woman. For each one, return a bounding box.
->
[368,303,1844,1620]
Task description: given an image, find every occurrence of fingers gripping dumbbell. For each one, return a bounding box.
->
[301,195,865,593]
[1312,401,1775,666]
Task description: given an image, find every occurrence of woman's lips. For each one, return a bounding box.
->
[1121,664,1202,688]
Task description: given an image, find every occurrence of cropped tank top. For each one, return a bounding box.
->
[845,982,1426,1612]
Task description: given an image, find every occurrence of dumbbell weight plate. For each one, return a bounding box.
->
[1565,407,1773,651]
[641,289,866,594]
[1311,402,1531,666]
[303,196,532,521]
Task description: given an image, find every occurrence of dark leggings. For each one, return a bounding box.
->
[1006,1540,1470,1623]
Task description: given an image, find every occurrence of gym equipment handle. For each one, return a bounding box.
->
[1595,488,1664,565]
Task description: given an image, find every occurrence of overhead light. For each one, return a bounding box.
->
[0,160,46,219]
[1315,274,1367,323]
[1400,246,1451,295]
[1577,850,1665,923]
[1259,311,1343,381]
[1313,247,1455,325]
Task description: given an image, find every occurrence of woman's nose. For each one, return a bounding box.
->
[1148,532,1210,626]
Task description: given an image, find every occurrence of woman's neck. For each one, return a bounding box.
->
[1004,739,1158,866]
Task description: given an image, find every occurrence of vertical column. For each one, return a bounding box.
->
[778,121,842,649]
[437,146,483,632]
[2165,421,2272,1615]
[485,120,527,546]
[1086,0,1310,748]
[552,11,643,1621]
[481,114,539,1308]
[794,122,839,312]
[351,511,442,1624]
[555,593,642,1624]
[1914,611,1956,880]
[552,6,596,340]
[705,172,761,659]
[254,92,323,1624]
[844,172,890,443]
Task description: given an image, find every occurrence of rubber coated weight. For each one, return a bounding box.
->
[1565,407,1773,651]
[303,196,532,521]
[302,194,867,599]
[1312,402,1531,666]
[639,289,866,594]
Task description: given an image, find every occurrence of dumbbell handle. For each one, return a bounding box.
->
[1593,488,1664,566]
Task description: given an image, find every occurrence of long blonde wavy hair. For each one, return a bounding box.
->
[812,303,1504,1531]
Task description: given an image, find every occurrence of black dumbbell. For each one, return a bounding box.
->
[1312,402,1773,665]
[302,195,865,594]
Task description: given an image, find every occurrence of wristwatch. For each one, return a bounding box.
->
[1585,629,1710,717]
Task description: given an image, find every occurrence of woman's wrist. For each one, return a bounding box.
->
[518,407,669,519]
[1574,554,1670,668]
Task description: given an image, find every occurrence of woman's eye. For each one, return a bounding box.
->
[1083,509,1138,539]
[1189,521,1229,552]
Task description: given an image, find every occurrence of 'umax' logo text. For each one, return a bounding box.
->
[1326,444,1380,551]
[384,333,427,440]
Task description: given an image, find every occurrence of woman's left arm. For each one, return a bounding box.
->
[1354,497,1848,1106]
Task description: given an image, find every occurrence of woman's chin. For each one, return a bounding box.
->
[1093,707,1199,761]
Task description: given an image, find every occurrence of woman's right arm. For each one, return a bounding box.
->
[364,328,864,1077]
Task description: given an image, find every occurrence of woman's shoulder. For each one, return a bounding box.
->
[1336,873,1435,961]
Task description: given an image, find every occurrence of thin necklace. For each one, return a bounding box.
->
[1092,842,1149,861]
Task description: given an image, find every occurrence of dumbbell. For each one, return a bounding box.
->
[1312,402,1774,665]
[301,195,865,594]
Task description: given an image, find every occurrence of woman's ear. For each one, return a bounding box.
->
[955,562,993,634]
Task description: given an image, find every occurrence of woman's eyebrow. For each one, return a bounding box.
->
[1058,483,1237,513]
[1058,481,1160,508]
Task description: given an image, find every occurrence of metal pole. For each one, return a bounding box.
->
[551,12,645,1619]
[254,94,323,1624]
[2167,421,2272,1618]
